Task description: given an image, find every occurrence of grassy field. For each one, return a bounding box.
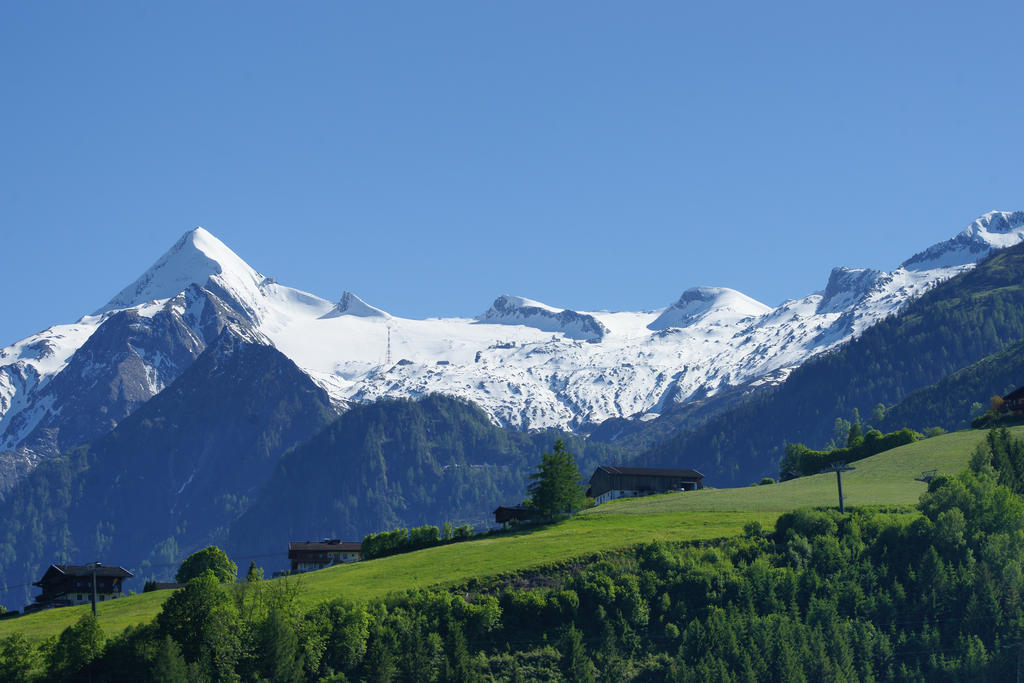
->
[2,426,1014,643]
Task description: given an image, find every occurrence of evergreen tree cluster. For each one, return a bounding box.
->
[976,426,1024,494]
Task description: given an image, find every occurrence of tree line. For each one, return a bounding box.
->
[780,426,919,478]
[361,523,474,560]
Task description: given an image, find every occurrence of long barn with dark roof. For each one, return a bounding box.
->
[587,466,704,505]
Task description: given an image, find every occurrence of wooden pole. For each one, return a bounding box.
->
[91,563,98,617]
[826,462,855,513]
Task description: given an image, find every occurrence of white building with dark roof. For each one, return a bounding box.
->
[586,466,704,505]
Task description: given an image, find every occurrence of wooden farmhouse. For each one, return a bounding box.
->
[28,564,133,612]
[493,505,531,525]
[1003,386,1024,414]
[288,539,362,573]
[587,466,704,505]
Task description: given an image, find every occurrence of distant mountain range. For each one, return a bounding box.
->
[3,211,1023,494]
[3,209,1024,607]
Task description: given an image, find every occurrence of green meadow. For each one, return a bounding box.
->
[3,426,1014,643]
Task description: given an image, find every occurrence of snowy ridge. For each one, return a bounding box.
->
[649,287,771,330]
[476,295,609,341]
[901,210,1024,271]
[0,211,1019,467]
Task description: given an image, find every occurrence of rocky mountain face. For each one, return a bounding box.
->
[1,212,1023,493]
[0,285,252,494]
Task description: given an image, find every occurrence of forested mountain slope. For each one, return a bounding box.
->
[227,394,626,574]
[878,337,1024,433]
[633,241,1024,483]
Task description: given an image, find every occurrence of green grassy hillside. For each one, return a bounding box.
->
[3,426,1012,644]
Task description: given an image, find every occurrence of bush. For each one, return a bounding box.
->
[781,428,920,477]
[176,546,237,584]
[363,523,475,559]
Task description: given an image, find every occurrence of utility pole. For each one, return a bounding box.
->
[825,462,855,513]
[91,562,99,617]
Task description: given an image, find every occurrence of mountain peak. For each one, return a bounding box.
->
[476,295,609,341]
[648,286,770,330]
[816,267,885,314]
[99,227,263,314]
[901,210,1024,271]
[322,291,390,319]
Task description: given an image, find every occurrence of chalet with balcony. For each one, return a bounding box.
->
[1003,386,1024,414]
[288,539,362,573]
[587,466,704,505]
[28,564,133,612]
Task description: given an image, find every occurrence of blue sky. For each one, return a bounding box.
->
[2,2,1023,345]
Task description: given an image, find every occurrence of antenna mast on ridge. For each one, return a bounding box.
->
[385,327,392,365]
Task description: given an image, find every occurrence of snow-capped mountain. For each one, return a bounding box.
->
[648,287,771,331]
[1,211,1022,488]
[901,210,1024,271]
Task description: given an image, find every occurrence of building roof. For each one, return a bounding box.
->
[288,540,362,553]
[34,564,133,586]
[593,466,704,479]
[1004,386,1024,402]
[493,505,530,513]
[149,582,185,591]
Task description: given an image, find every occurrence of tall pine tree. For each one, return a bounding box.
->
[528,440,585,520]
